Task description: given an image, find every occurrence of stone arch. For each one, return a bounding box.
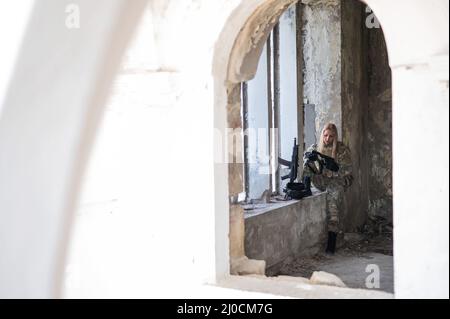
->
[227,0,298,83]
[213,0,298,277]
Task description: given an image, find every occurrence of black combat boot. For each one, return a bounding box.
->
[303,176,312,197]
[326,231,337,254]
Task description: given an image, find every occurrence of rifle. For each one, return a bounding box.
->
[278,138,299,183]
[304,150,339,175]
[279,138,312,200]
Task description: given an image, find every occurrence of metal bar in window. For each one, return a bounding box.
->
[296,2,305,178]
[266,34,273,194]
[241,81,250,202]
[272,23,281,194]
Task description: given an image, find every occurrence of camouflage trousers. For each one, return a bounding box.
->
[303,169,345,233]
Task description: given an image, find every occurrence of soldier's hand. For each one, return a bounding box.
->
[306,151,320,162]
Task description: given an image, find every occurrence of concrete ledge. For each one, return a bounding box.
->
[217,275,394,299]
[244,192,328,271]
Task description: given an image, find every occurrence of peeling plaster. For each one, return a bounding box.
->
[302,1,342,138]
[341,0,369,231]
[367,27,393,221]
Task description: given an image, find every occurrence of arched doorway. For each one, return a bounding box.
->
[213,0,448,298]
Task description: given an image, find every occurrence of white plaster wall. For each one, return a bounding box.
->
[63,1,244,298]
[0,0,149,298]
[0,1,34,113]
[364,0,449,67]
[391,63,449,299]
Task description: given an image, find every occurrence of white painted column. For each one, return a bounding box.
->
[392,58,449,298]
[0,0,147,298]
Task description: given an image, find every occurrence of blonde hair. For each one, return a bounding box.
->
[318,123,338,159]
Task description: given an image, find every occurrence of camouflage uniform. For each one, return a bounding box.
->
[302,142,353,233]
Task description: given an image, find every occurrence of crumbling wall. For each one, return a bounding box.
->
[245,193,327,271]
[367,27,393,222]
[302,0,371,231]
[302,0,342,140]
[341,0,370,231]
[302,0,392,232]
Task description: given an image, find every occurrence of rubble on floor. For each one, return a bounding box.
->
[272,219,394,292]
[310,271,347,288]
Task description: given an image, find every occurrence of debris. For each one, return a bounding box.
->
[231,256,266,276]
[310,271,347,288]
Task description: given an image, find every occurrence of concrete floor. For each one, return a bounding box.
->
[276,233,394,293]
[322,253,392,292]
